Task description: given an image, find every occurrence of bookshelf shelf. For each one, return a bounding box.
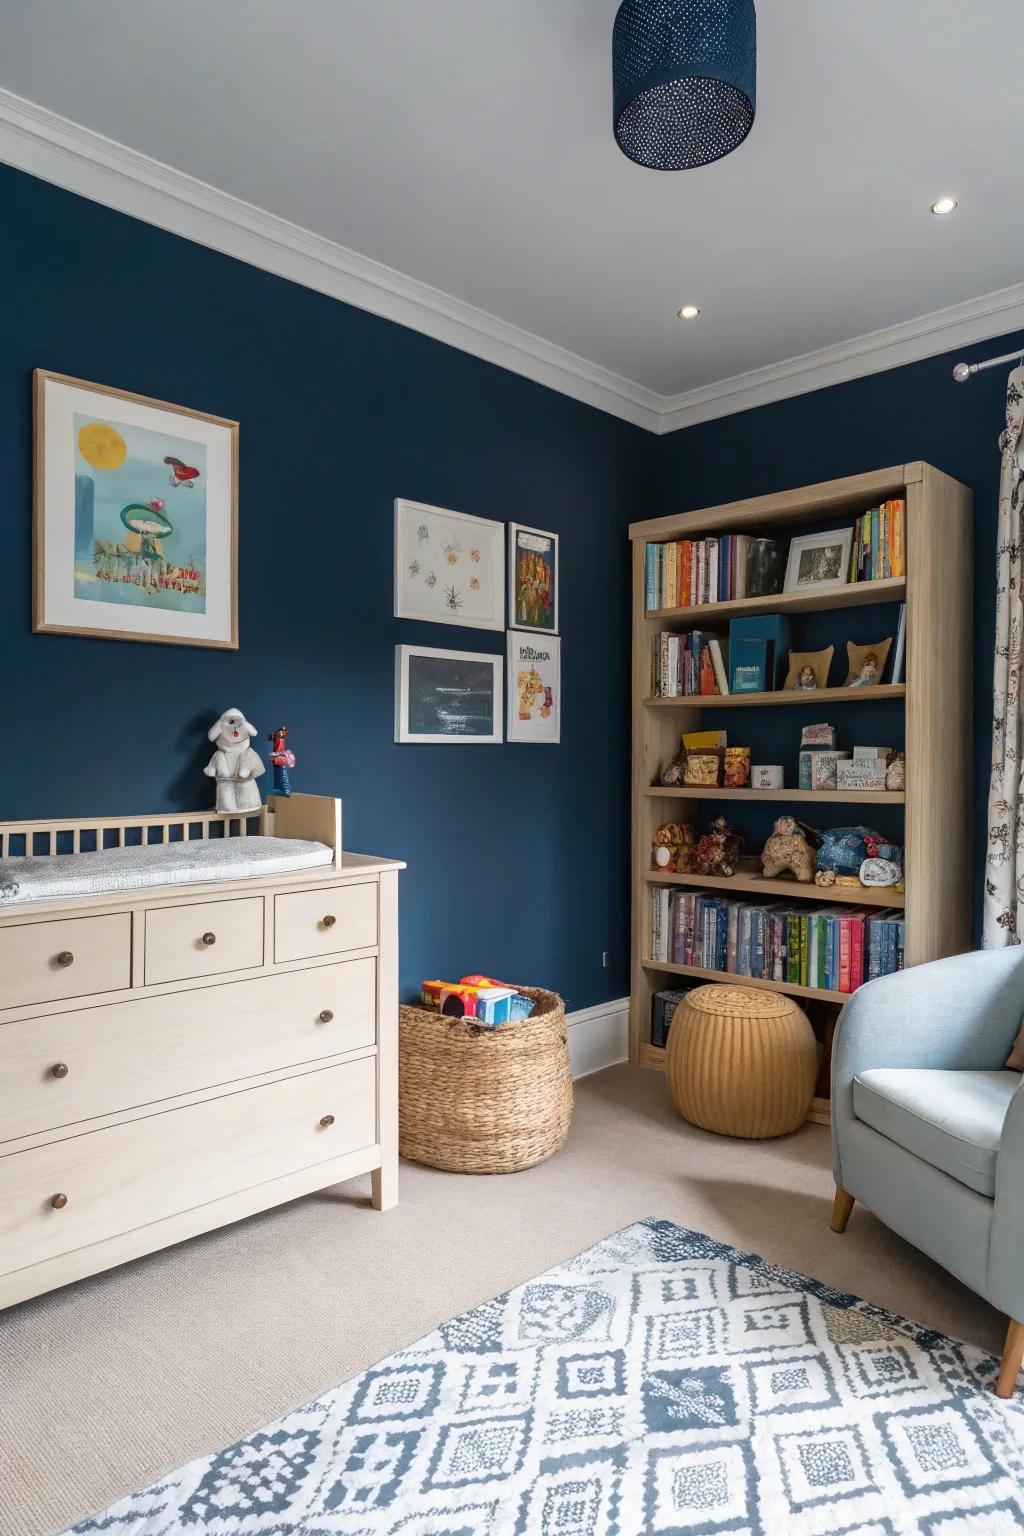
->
[643,864,905,908]
[644,684,906,710]
[644,577,905,625]
[629,462,974,1112]
[644,786,905,804]
[641,957,848,1005]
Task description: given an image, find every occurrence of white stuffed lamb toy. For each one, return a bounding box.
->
[204,708,265,813]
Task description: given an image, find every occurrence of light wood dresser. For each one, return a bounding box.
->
[0,794,403,1309]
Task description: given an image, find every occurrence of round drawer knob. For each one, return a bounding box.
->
[321,914,337,929]
[318,1009,334,1024]
[201,932,217,946]
[50,1193,68,1210]
[319,1114,335,1129]
[55,951,74,968]
[51,1062,70,1079]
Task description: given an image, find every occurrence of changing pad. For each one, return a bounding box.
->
[0,836,334,904]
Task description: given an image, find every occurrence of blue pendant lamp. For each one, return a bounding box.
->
[613,0,756,170]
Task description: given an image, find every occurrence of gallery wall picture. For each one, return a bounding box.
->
[394,499,505,630]
[395,645,503,744]
[33,370,238,648]
[509,522,558,634]
[507,632,560,744]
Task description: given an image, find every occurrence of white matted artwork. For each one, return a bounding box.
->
[394,499,504,630]
[509,522,558,634]
[395,644,503,744]
[507,632,560,744]
[34,370,238,648]
[783,528,854,594]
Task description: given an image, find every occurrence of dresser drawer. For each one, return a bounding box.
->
[0,959,377,1145]
[275,882,377,963]
[0,914,130,1011]
[0,1058,377,1277]
[144,896,264,985]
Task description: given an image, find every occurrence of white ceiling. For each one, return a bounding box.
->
[0,0,1021,427]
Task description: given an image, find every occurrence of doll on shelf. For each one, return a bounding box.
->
[268,726,296,797]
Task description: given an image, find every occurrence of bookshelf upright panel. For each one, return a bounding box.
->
[629,463,973,1086]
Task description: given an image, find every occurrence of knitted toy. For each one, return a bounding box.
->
[651,822,696,873]
[691,815,744,877]
[761,815,816,883]
[204,707,265,813]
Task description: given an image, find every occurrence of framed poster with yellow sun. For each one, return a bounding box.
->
[33,370,239,648]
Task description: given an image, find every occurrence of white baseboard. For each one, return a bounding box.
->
[566,997,630,1080]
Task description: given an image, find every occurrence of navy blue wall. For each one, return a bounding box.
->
[1,164,653,1010]
[655,338,1019,937]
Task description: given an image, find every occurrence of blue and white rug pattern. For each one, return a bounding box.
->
[71,1219,1024,1534]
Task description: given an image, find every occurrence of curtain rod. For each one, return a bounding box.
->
[953,349,1024,382]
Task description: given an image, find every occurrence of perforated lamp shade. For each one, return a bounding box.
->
[613,0,757,171]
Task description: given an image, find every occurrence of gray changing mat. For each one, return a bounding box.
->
[0,836,334,904]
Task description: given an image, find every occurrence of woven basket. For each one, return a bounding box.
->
[398,987,572,1174]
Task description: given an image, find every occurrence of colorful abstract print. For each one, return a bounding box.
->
[71,1220,1024,1534]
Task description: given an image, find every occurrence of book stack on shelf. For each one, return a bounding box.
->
[645,534,751,610]
[649,888,905,996]
[629,463,974,1121]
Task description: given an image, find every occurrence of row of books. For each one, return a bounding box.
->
[849,500,905,582]
[652,629,729,696]
[645,535,751,612]
[650,889,905,994]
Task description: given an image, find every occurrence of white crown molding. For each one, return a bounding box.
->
[657,281,1024,433]
[2,85,1023,439]
[0,88,664,433]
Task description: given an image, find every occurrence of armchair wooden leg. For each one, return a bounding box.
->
[996,1318,1024,1399]
[830,1187,855,1233]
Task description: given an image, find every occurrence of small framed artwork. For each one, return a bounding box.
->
[395,645,503,744]
[507,632,560,744]
[34,369,238,648]
[783,529,853,594]
[394,499,504,630]
[509,522,558,633]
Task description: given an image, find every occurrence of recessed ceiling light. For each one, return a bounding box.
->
[677,305,701,319]
[930,196,958,216]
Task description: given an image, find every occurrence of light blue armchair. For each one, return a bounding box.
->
[831,947,1024,1397]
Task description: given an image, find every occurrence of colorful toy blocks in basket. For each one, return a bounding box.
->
[420,974,535,1028]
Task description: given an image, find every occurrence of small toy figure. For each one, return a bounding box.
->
[796,664,818,690]
[761,815,816,883]
[691,815,744,877]
[850,651,881,687]
[204,708,265,813]
[651,822,696,873]
[268,726,296,797]
[885,751,906,791]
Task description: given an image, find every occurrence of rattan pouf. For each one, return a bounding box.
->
[665,983,817,1138]
[398,987,573,1173]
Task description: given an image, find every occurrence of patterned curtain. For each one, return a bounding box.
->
[984,365,1024,945]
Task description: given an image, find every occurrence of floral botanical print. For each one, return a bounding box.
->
[984,365,1024,945]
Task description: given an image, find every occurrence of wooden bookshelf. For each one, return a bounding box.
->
[629,462,973,1119]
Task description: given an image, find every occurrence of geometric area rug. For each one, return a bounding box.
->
[68,1220,1024,1535]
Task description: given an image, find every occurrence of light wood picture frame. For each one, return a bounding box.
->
[33,370,239,649]
[394,498,505,630]
[508,522,559,634]
[395,644,503,743]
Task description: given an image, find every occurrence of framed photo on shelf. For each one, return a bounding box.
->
[33,369,238,648]
[395,644,503,744]
[508,522,558,633]
[783,528,853,595]
[394,499,504,630]
[507,632,560,744]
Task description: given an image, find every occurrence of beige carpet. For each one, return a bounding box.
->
[0,1063,1005,1536]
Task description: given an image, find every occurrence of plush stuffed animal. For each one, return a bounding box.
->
[761,815,816,883]
[204,707,265,813]
[691,815,744,877]
[651,822,696,873]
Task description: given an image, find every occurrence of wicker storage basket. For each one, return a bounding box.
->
[399,987,572,1173]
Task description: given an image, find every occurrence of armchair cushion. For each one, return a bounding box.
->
[853,1068,1018,1197]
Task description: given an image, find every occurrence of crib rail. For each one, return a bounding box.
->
[0,807,270,859]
